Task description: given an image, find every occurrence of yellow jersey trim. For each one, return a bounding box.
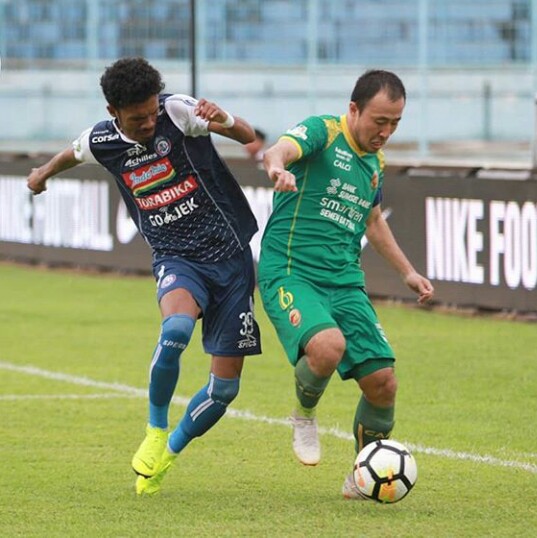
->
[340,115,367,157]
[279,135,303,163]
[286,161,310,275]
[322,117,341,149]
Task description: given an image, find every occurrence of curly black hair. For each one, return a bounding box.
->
[100,57,165,109]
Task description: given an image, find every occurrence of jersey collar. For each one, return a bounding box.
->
[340,114,367,157]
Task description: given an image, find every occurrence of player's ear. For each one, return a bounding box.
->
[349,101,359,117]
[107,104,117,118]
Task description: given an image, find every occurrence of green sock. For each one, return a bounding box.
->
[294,356,332,418]
[353,395,394,454]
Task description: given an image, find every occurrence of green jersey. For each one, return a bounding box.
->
[259,114,386,287]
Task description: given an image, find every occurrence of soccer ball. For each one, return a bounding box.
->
[353,439,417,503]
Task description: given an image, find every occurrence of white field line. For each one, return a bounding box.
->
[2,360,537,475]
[0,393,138,401]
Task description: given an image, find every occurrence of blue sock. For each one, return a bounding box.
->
[168,374,240,454]
[148,314,195,429]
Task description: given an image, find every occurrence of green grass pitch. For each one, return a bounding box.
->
[1,262,536,537]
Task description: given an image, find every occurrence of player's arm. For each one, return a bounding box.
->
[27,147,81,195]
[263,138,300,192]
[195,98,255,144]
[365,205,434,304]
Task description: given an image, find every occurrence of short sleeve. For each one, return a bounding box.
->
[164,94,210,137]
[280,116,328,160]
[72,128,98,164]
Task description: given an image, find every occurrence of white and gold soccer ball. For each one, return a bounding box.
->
[353,439,417,503]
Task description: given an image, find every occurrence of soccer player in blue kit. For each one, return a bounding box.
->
[27,57,262,495]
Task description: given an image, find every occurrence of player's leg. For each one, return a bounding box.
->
[164,248,259,454]
[132,288,199,477]
[354,365,397,453]
[290,327,345,465]
[259,276,341,465]
[132,259,206,479]
[334,287,396,498]
[168,355,244,453]
[137,248,260,495]
[136,356,244,496]
[341,363,396,500]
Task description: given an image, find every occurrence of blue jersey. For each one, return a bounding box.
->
[73,94,257,263]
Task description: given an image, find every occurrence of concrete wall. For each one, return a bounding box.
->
[1,65,536,147]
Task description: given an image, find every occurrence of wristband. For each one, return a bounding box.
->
[221,112,235,128]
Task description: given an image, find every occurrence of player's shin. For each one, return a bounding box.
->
[294,356,332,417]
[168,374,240,453]
[353,396,394,454]
[148,314,195,428]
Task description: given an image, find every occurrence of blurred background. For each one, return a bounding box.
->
[1,0,536,314]
[1,0,537,164]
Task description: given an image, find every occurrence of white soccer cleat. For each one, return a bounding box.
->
[290,411,321,466]
[342,473,369,500]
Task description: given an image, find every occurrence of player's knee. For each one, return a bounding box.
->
[158,314,195,362]
[306,328,346,372]
[362,369,397,406]
[210,374,240,406]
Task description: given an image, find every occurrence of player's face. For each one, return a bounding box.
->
[347,90,405,153]
[108,95,160,143]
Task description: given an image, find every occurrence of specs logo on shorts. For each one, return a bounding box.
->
[160,274,176,289]
[238,310,258,349]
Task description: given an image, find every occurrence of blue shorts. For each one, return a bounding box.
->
[152,247,261,357]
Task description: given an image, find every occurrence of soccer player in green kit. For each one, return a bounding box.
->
[258,70,434,499]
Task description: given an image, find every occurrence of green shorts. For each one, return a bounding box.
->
[259,275,395,380]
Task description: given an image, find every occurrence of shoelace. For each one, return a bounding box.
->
[295,417,318,444]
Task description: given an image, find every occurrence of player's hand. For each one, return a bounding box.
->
[269,168,297,192]
[403,271,434,304]
[27,168,48,195]
[194,98,227,124]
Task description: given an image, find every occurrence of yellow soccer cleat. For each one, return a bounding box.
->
[136,451,177,496]
[131,424,168,478]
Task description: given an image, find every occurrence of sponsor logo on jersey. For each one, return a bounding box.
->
[123,152,159,168]
[134,176,198,210]
[155,136,171,157]
[286,124,308,140]
[371,171,379,190]
[126,144,148,157]
[335,146,353,162]
[334,159,351,171]
[91,133,120,144]
[122,157,176,196]
[149,199,199,226]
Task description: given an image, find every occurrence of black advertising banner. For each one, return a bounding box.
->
[0,160,152,272]
[1,158,535,313]
[360,170,537,313]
